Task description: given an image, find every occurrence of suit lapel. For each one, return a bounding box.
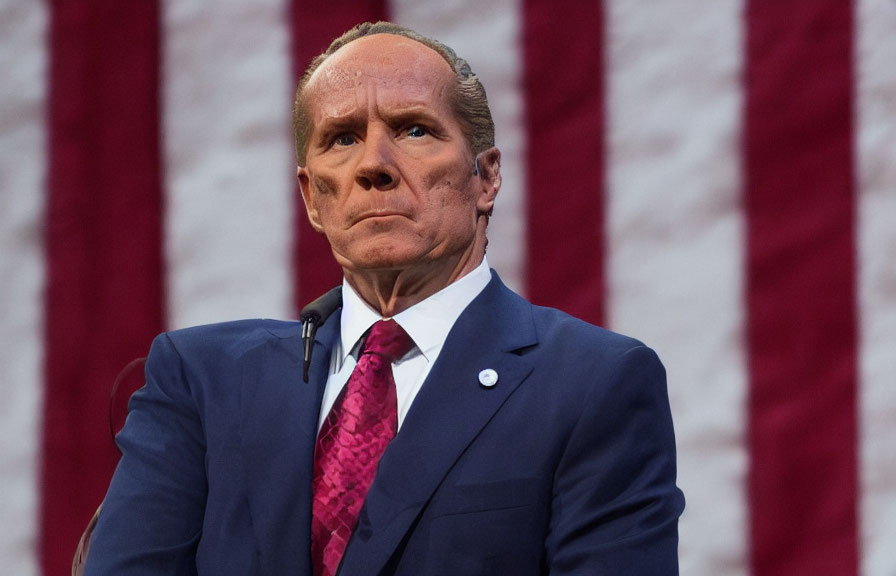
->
[338,275,537,575]
[241,317,338,575]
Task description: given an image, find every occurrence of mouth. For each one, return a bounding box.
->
[351,210,411,225]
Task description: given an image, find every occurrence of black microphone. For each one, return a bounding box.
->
[299,286,343,382]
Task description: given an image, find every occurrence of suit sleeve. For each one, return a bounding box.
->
[546,344,685,575]
[85,332,207,575]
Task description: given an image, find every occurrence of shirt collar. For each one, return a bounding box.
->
[338,257,492,364]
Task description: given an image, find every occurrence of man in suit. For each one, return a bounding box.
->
[85,21,684,575]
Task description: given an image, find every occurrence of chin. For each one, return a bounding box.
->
[340,245,423,271]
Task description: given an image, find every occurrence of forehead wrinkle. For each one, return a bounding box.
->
[312,69,452,127]
[305,34,458,139]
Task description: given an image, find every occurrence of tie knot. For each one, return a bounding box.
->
[362,320,413,362]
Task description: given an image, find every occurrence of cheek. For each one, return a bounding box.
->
[431,179,477,212]
[419,160,476,207]
[311,173,339,197]
[309,173,345,226]
[420,157,459,187]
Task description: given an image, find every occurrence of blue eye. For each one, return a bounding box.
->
[333,134,356,147]
[407,125,427,138]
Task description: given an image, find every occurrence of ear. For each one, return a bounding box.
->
[475,147,501,215]
[297,165,325,233]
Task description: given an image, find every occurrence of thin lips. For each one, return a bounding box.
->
[352,210,410,224]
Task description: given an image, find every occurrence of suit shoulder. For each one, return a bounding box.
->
[156,318,301,360]
[484,275,653,360]
[528,302,649,355]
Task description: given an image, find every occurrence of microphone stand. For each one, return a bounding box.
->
[299,286,343,382]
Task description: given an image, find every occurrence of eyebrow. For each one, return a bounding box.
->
[312,113,366,144]
[314,106,447,143]
[380,107,444,128]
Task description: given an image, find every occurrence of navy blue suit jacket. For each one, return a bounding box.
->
[85,273,684,575]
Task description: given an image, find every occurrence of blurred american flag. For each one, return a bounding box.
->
[1,1,894,575]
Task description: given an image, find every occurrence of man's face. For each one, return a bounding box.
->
[297,34,498,278]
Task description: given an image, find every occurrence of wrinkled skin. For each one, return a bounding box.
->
[298,33,501,316]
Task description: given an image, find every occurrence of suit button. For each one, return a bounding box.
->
[478,368,498,387]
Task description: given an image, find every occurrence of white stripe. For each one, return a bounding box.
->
[605,2,748,574]
[163,0,295,328]
[389,0,527,294]
[0,1,47,573]
[857,2,896,575]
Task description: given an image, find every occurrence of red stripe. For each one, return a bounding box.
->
[42,3,164,574]
[290,1,389,309]
[745,2,858,575]
[523,1,605,325]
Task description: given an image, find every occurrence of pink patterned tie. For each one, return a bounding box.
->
[311,319,413,576]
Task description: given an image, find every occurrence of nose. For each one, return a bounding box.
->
[355,129,400,191]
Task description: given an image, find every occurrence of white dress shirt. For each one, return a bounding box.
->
[317,257,492,431]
